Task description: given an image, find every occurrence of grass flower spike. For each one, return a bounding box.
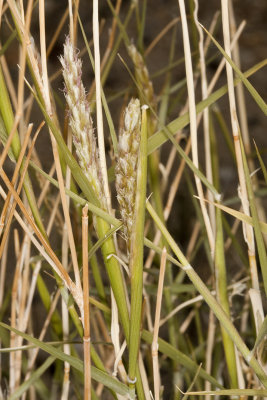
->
[115,98,141,251]
[60,36,107,209]
[128,44,155,108]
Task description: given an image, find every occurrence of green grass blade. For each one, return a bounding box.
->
[239,134,267,296]
[215,207,238,387]
[198,198,267,235]
[29,160,121,228]
[254,140,267,186]
[9,356,55,400]
[200,24,267,115]
[128,106,148,387]
[146,201,267,388]
[0,64,48,240]
[252,314,267,354]
[148,60,267,155]
[184,389,267,397]
[0,323,131,397]
[88,225,121,261]
[141,330,223,389]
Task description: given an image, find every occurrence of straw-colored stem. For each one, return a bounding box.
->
[0,62,47,240]
[193,0,215,234]
[215,206,238,387]
[39,0,82,298]
[93,0,111,212]
[177,0,214,256]
[0,123,33,237]
[152,248,166,400]
[146,200,267,388]
[0,125,41,258]
[0,171,81,309]
[220,0,259,292]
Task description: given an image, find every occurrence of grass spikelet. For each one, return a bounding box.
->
[115,98,141,253]
[60,36,107,210]
[128,44,156,109]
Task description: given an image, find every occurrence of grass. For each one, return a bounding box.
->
[0,0,267,399]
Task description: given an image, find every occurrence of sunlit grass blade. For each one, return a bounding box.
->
[148,59,267,155]
[239,133,267,295]
[254,140,267,186]
[141,330,223,389]
[0,64,47,240]
[182,389,267,397]
[200,24,267,115]
[0,322,132,397]
[146,200,267,388]
[195,197,267,235]
[9,356,55,400]
[128,106,148,389]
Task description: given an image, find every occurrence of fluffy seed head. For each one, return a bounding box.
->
[115,98,141,251]
[60,37,107,209]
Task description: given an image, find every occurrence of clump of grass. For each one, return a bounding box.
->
[0,0,267,399]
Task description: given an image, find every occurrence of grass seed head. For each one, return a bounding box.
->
[60,37,107,209]
[115,98,141,253]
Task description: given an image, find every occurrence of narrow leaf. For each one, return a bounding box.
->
[200,24,267,115]
[0,323,130,396]
[10,356,55,400]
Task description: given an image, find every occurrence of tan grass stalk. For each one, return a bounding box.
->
[160,17,243,199]
[110,289,128,383]
[61,230,71,399]
[152,248,167,400]
[67,0,74,46]
[0,228,9,308]
[145,17,180,56]
[47,6,69,57]
[193,0,215,234]
[146,11,223,272]
[93,0,111,211]
[9,237,28,392]
[16,0,33,123]
[0,175,81,311]
[220,0,259,292]
[229,0,267,247]
[13,236,31,388]
[207,20,246,96]
[45,194,61,236]
[0,125,40,258]
[205,310,216,399]
[38,0,83,300]
[22,289,61,392]
[88,0,122,102]
[37,163,56,208]
[177,0,214,253]
[0,123,33,236]
[0,0,4,30]
[82,204,91,400]
[0,53,18,109]
[228,0,250,165]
